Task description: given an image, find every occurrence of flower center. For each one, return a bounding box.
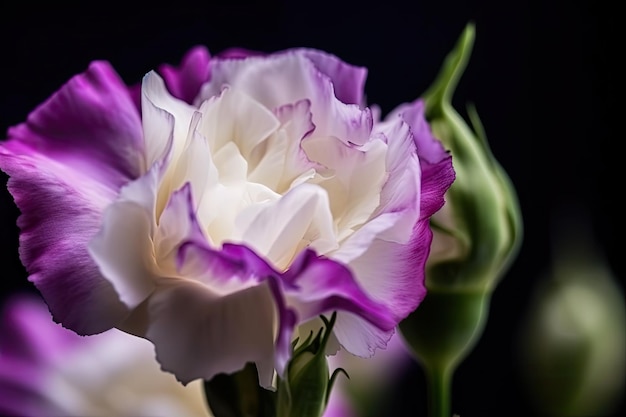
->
[152,85,388,271]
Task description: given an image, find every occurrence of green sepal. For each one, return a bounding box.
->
[203,362,277,417]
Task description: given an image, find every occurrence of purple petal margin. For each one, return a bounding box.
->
[0,61,145,335]
[283,250,397,331]
[178,233,395,379]
[394,99,456,220]
[128,46,212,109]
[158,46,212,105]
[4,61,144,189]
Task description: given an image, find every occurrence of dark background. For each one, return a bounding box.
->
[0,1,622,416]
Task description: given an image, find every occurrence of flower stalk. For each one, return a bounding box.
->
[423,362,451,417]
[401,291,489,417]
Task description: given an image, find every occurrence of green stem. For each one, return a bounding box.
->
[424,364,452,417]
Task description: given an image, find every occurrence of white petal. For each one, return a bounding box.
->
[153,184,201,275]
[141,84,175,171]
[167,113,216,214]
[212,141,248,184]
[329,117,422,265]
[372,114,422,242]
[88,201,157,309]
[334,313,394,358]
[141,71,196,175]
[302,135,387,240]
[233,183,337,269]
[330,211,405,264]
[198,53,315,110]
[198,52,372,146]
[132,280,277,388]
[248,99,318,192]
[88,168,162,309]
[196,87,279,159]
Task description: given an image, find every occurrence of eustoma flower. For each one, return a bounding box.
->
[0,46,454,387]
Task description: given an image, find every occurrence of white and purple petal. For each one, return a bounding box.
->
[197,50,373,147]
[123,279,279,387]
[297,48,367,106]
[0,62,146,334]
[108,184,282,387]
[88,166,162,311]
[213,47,367,106]
[158,46,212,105]
[128,46,212,109]
[330,101,453,330]
[247,99,318,193]
[4,61,144,189]
[233,183,337,269]
[281,250,397,358]
[386,99,455,219]
[329,117,421,318]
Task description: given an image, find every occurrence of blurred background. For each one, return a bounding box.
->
[0,1,622,416]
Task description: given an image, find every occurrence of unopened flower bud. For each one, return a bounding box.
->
[277,313,347,417]
[402,21,522,364]
[519,210,626,417]
[423,23,522,292]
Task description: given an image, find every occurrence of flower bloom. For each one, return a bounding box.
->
[0,46,454,386]
[0,294,210,417]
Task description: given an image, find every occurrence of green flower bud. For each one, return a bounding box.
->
[277,313,348,417]
[518,211,626,417]
[401,21,523,362]
[399,23,523,417]
[423,22,522,292]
